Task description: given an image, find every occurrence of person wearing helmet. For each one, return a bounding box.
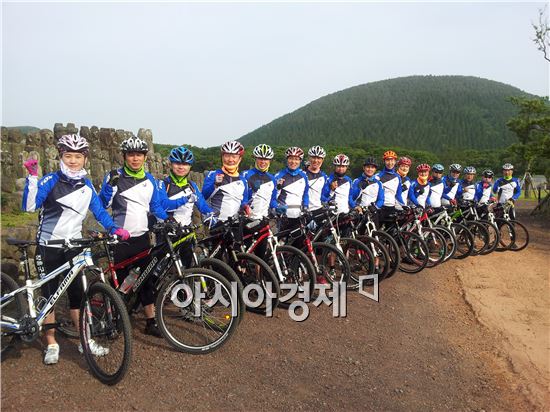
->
[99,135,168,337]
[242,144,279,219]
[274,146,309,222]
[441,163,463,206]
[428,163,445,209]
[396,156,413,206]
[459,166,477,202]
[22,134,129,365]
[321,154,355,214]
[202,140,249,222]
[409,164,432,209]
[351,157,384,215]
[305,146,329,212]
[475,169,496,204]
[375,150,405,224]
[493,163,521,219]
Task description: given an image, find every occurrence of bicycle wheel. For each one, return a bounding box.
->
[372,230,401,278]
[495,218,516,251]
[268,245,315,307]
[156,268,239,354]
[1,272,25,357]
[397,231,429,274]
[79,282,132,385]
[421,228,447,268]
[340,238,375,286]
[199,257,244,324]
[311,242,351,285]
[234,252,280,314]
[509,220,529,251]
[433,225,457,262]
[356,235,391,281]
[464,221,489,255]
[478,222,499,255]
[451,223,474,259]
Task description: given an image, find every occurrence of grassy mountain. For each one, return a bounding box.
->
[239,75,535,152]
[6,126,40,134]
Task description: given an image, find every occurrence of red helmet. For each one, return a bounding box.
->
[221,140,244,156]
[416,163,431,172]
[383,150,397,160]
[397,156,412,166]
[285,146,304,159]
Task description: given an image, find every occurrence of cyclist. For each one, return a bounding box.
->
[22,134,129,365]
[493,163,521,219]
[322,154,355,214]
[428,163,445,209]
[202,140,249,222]
[242,144,279,220]
[305,146,329,212]
[441,164,463,206]
[409,163,432,209]
[459,166,477,202]
[375,150,404,225]
[274,147,309,228]
[351,157,384,210]
[396,156,413,206]
[158,146,214,267]
[475,169,496,204]
[99,135,168,337]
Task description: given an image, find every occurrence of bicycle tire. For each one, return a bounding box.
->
[421,228,447,268]
[355,235,391,281]
[397,231,429,274]
[478,221,499,255]
[433,225,457,262]
[450,223,474,259]
[464,221,489,255]
[495,218,516,251]
[1,272,25,358]
[79,282,132,385]
[311,242,351,285]
[372,230,401,278]
[509,220,529,251]
[234,252,280,314]
[340,238,376,286]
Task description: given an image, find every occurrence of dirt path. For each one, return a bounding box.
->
[1,216,547,411]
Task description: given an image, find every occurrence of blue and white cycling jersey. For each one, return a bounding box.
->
[408,180,431,208]
[243,168,278,219]
[493,177,521,204]
[158,176,212,226]
[322,174,355,214]
[441,176,463,206]
[375,168,404,207]
[202,169,248,222]
[22,171,115,244]
[459,179,476,202]
[99,168,167,237]
[351,174,384,208]
[399,175,412,206]
[475,181,493,204]
[428,177,444,208]
[306,169,328,211]
[274,167,309,219]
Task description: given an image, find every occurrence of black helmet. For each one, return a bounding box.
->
[363,157,378,168]
[483,169,494,178]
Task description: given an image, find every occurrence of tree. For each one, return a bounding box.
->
[533,6,550,62]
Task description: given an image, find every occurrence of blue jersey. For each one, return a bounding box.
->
[375,168,404,207]
[22,171,116,244]
[441,175,462,205]
[428,176,444,208]
[306,169,329,211]
[459,179,476,202]
[274,168,309,218]
[99,168,167,237]
[158,176,212,226]
[351,174,384,208]
[493,177,521,204]
[242,168,278,219]
[322,174,355,213]
[475,181,493,203]
[202,169,248,222]
[399,175,412,206]
[408,180,431,208]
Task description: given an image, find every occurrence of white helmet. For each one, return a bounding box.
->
[333,154,350,166]
[221,140,244,156]
[57,134,89,154]
[252,144,274,159]
[285,146,304,159]
[120,136,148,153]
[308,145,326,158]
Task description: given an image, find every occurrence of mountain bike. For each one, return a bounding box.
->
[447,205,490,255]
[492,202,529,251]
[429,207,475,259]
[1,236,132,385]
[457,200,499,255]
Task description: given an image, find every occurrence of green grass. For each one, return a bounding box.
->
[1,211,37,228]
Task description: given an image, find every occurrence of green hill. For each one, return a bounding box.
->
[238,75,535,152]
[6,126,40,134]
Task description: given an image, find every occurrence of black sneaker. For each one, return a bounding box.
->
[144,319,162,338]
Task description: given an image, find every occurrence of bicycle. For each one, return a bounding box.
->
[1,236,132,385]
[492,202,529,251]
[428,207,474,259]
[457,200,499,255]
[447,205,490,255]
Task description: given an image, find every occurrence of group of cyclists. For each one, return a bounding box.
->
[20,133,521,367]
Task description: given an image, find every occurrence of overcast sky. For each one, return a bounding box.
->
[2,1,549,147]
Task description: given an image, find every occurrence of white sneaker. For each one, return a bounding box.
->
[78,339,109,357]
[43,343,59,365]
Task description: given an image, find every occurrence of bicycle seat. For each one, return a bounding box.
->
[6,238,36,247]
